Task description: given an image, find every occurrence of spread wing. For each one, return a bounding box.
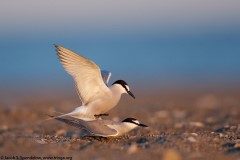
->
[101,70,111,85]
[55,45,108,105]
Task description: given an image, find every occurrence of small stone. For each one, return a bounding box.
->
[174,123,184,129]
[189,122,204,127]
[190,133,198,136]
[142,144,150,149]
[66,131,75,137]
[219,133,224,138]
[72,133,80,138]
[215,128,225,133]
[136,137,148,144]
[188,137,197,143]
[237,124,240,131]
[233,139,240,143]
[163,149,182,160]
[56,129,66,136]
[223,142,235,147]
[224,124,230,129]
[34,138,47,144]
[206,117,216,123]
[127,143,138,154]
[155,137,166,144]
[224,134,229,138]
[226,147,240,154]
[230,126,237,130]
[234,143,240,148]
[213,138,220,142]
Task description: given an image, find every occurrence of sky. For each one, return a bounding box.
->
[0,0,240,100]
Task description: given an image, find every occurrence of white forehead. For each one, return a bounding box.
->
[132,120,139,124]
[125,85,130,91]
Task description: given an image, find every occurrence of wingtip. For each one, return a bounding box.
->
[54,44,62,55]
[54,44,64,51]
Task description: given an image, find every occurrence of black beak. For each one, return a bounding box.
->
[127,91,135,99]
[138,123,148,127]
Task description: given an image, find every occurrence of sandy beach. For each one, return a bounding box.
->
[0,90,240,160]
[1,1,240,160]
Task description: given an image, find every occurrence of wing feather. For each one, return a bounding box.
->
[101,70,112,85]
[81,120,118,136]
[55,45,108,105]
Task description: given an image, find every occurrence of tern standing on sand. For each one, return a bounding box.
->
[54,45,135,121]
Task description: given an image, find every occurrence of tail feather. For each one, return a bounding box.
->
[47,115,87,130]
[41,107,95,122]
[42,111,77,122]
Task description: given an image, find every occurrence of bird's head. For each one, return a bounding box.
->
[122,118,148,128]
[112,80,135,99]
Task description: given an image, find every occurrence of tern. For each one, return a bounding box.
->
[54,45,135,121]
[49,115,148,137]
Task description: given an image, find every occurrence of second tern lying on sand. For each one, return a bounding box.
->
[54,45,135,121]
[49,115,148,137]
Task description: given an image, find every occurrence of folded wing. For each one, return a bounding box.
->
[81,120,117,136]
[50,115,117,136]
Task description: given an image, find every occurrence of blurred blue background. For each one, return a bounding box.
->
[0,1,240,102]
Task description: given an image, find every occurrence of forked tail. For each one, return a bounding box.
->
[41,107,95,122]
[42,111,77,122]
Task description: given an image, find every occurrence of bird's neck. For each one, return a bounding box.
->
[110,84,125,95]
[118,123,137,135]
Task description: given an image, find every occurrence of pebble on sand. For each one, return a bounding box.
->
[174,123,185,129]
[162,149,182,160]
[127,143,138,154]
[34,138,47,144]
[234,143,240,148]
[234,139,240,148]
[237,124,240,131]
[188,137,197,143]
[219,133,224,138]
[56,129,66,136]
[190,133,198,137]
[189,122,204,127]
